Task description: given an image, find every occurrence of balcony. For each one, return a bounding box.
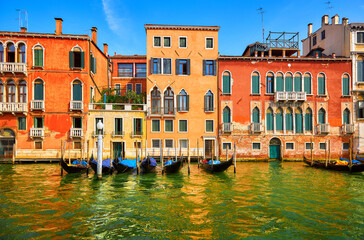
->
[30,128,44,138]
[274,92,306,102]
[131,131,143,137]
[342,124,354,134]
[70,128,83,138]
[317,124,330,134]
[296,92,307,101]
[92,131,107,138]
[0,62,27,75]
[30,100,44,111]
[251,123,263,134]
[112,131,124,137]
[0,102,27,114]
[221,123,233,133]
[70,101,83,111]
[148,107,176,117]
[89,103,147,112]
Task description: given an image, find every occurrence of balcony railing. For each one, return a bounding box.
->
[342,124,354,134]
[92,131,107,138]
[296,92,307,101]
[30,100,44,111]
[0,62,27,75]
[131,131,143,137]
[70,128,83,138]
[148,107,176,116]
[0,102,27,113]
[89,103,147,112]
[274,92,307,102]
[112,131,124,137]
[30,128,44,138]
[251,123,263,133]
[70,101,83,111]
[221,123,233,133]
[317,124,330,134]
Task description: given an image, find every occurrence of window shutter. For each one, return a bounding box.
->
[177,95,180,111]
[151,58,154,74]
[203,60,206,76]
[286,113,293,131]
[266,113,273,130]
[252,109,259,123]
[276,113,283,131]
[186,95,189,111]
[285,77,293,92]
[318,77,325,95]
[213,60,217,76]
[34,117,38,128]
[39,49,43,67]
[305,113,312,131]
[81,52,85,69]
[133,119,137,134]
[304,76,311,94]
[34,83,44,100]
[295,113,303,133]
[157,58,161,74]
[69,51,73,68]
[175,59,179,75]
[343,77,349,95]
[276,76,284,91]
[358,61,364,82]
[252,75,259,94]
[294,76,302,92]
[90,55,93,72]
[204,95,208,111]
[187,59,190,75]
[343,110,349,124]
[73,84,82,101]
[94,57,97,73]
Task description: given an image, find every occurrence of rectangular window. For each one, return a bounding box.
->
[115,84,121,96]
[319,142,326,150]
[136,63,146,78]
[286,143,294,150]
[206,120,214,133]
[165,139,173,148]
[73,117,82,128]
[152,119,160,132]
[35,141,42,150]
[357,32,364,43]
[152,58,161,74]
[126,83,133,92]
[179,120,188,132]
[252,75,259,94]
[179,37,187,48]
[69,51,84,69]
[133,118,142,135]
[321,30,325,40]
[203,60,216,76]
[152,58,171,75]
[118,63,133,77]
[313,36,317,46]
[252,143,261,150]
[162,58,171,74]
[165,119,173,132]
[222,143,232,150]
[18,117,26,130]
[152,139,160,148]
[357,61,364,82]
[34,117,43,128]
[163,36,171,47]
[206,37,213,49]
[136,84,142,94]
[179,139,188,149]
[34,48,43,67]
[74,142,81,150]
[343,143,349,150]
[114,118,123,135]
[154,36,161,47]
[176,59,190,75]
[318,77,326,95]
[266,76,274,94]
[342,76,349,96]
[359,101,364,119]
[134,141,141,149]
[95,118,103,135]
[305,142,313,150]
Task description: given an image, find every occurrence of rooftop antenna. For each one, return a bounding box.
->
[257,7,265,43]
[16,9,28,30]
[325,1,333,17]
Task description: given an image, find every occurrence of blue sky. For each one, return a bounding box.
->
[1,0,363,56]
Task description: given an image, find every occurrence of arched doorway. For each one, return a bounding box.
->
[269,137,281,159]
[0,129,15,159]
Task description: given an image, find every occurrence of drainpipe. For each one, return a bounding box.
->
[88,39,101,95]
[217,55,220,157]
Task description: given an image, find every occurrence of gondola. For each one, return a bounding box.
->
[60,155,89,174]
[113,157,137,174]
[163,155,183,174]
[303,156,364,172]
[89,156,114,174]
[201,157,233,173]
[303,156,326,168]
[140,157,157,173]
[354,156,364,163]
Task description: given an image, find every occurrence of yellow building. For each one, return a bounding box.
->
[145,24,220,159]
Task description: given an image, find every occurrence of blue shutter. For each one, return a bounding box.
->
[276,112,283,131]
[213,60,217,76]
[285,76,293,92]
[276,76,284,91]
[175,59,179,75]
[294,76,302,92]
[151,58,154,74]
[187,59,190,75]
[304,76,311,94]
[203,60,206,76]
[295,113,303,133]
[358,61,364,82]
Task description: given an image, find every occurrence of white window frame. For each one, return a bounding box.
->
[252,142,261,150]
[94,117,104,134]
[285,142,295,150]
[153,36,161,47]
[342,73,351,96]
[205,37,214,49]
[32,43,44,68]
[165,139,174,149]
[305,142,314,150]
[151,119,161,133]
[317,72,327,96]
[164,119,174,133]
[71,78,83,101]
[179,36,187,48]
[179,139,189,149]
[222,142,232,150]
[163,36,171,48]
[342,142,349,151]
[356,31,364,44]
[151,139,161,148]
[319,142,326,150]
[113,117,123,136]
[115,84,121,96]
[251,71,260,95]
[178,119,188,133]
[205,119,214,133]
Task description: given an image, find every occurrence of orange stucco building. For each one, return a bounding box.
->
[0,18,109,160]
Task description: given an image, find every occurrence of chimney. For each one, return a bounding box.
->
[308,23,313,37]
[332,53,336,58]
[315,52,319,58]
[91,27,97,45]
[254,51,258,57]
[20,27,27,33]
[331,14,339,25]
[342,17,349,25]
[55,18,63,35]
[261,51,264,57]
[321,15,329,26]
[103,43,108,56]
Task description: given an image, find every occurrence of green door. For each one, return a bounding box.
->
[113,142,123,159]
[269,145,281,159]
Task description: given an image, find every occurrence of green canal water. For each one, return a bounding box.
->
[0,162,363,239]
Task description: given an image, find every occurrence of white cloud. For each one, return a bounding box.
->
[102,0,129,38]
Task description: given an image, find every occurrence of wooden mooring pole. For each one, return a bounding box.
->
[349,138,352,166]
[197,139,200,169]
[310,137,313,166]
[328,140,331,164]
[325,141,328,167]
[161,140,164,174]
[188,140,190,175]
[234,142,236,174]
[60,140,63,176]
[68,141,71,165]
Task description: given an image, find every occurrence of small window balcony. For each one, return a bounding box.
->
[275,92,306,102]
[92,131,107,138]
[30,100,44,111]
[275,92,287,101]
[131,131,143,137]
[70,101,83,111]
[70,128,83,138]
[342,124,354,134]
[30,128,44,138]
[296,92,307,101]
[0,102,28,114]
[112,131,124,137]
[317,124,330,134]
[148,107,176,116]
[221,123,233,133]
[251,123,263,134]
[0,62,27,75]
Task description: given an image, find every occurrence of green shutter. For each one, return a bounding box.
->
[90,55,93,72]
[343,77,349,95]
[304,76,311,94]
[81,52,85,69]
[294,76,302,92]
[305,113,312,131]
[286,113,293,131]
[203,60,206,75]
[73,84,82,101]
[276,76,284,91]
[34,83,44,100]
[318,110,325,124]
[93,57,97,73]
[134,119,137,134]
[266,112,273,130]
[34,117,38,128]
[276,112,283,131]
[358,61,364,82]
[206,120,213,132]
[165,120,173,132]
[69,51,73,68]
[223,75,231,94]
[34,49,43,67]
[343,110,350,124]
[177,95,180,111]
[252,108,259,123]
[223,108,230,123]
[285,76,293,92]
[18,117,26,130]
[318,77,325,95]
[295,113,303,133]
[252,75,259,94]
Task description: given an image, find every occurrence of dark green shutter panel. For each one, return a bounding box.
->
[94,57,97,73]
[305,113,312,131]
[304,76,311,94]
[81,52,85,69]
[252,75,259,94]
[223,108,230,123]
[175,59,179,75]
[157,58,161,74]
[90,55,93,72]
[73,84,82,101]
[286,113,293,131]
[39,49,43,66]
[276,112,283,131]
[203,60,206,75]
[358,61,364,82]
[69,51,74,68]
[285,76,293,92]
[252,108,259,123]
[276,76,284,91]
[187,59,190,75]
[134,119,137,134]
[295,113,303,133]
[34,49,39,66]
[151,58,154,74]
[34,83,43,100]
[177,95,180,111]
[186,95,189,111]
[204,95,208,111]
[266,112,273,130]
[343,110,350,124]
[213,60,217,76]
[223,75,231,94]
[343,77,349,95]
[34,117,38,128]
[318,77,325,95]
[318,110,325,124]
[294,76,302,92]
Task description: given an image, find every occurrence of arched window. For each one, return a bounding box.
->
[151,87,161,114]
[72,80,82,101]
[342,74,350,96]
[18,43,26,63]
[295,108,303,133]
[177,89,189,112]
[294,73,302,92]
[266,108,273,131]
[318,108,326,124]
[285,73,293,92]
[251,71,260,94]
[304,73,312,94]
[305,108,313,131]
[223,106,231,123]
[276,72,284,92]
[69,46,84,69]
[0,80,3,102]
[318,73,326,95]
[6,80,15,102]
[343,108,350,124]
[266,72,274,94]
[34,79,44,100]
[276,108,283,131]
[204,90,214,112]
[0,44,3,62]
[33,45,44,67]
[18,80,27,103]
[7,43,15,63]
[222,71,231,94]
[164,87,174,114]
[286,108,293,131]
[252,107,260,123]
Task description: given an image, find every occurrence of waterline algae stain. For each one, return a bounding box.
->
[0,162,363,239]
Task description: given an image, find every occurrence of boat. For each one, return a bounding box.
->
[200,157,233,173]
[163,155,183,174]
[113,157,137,173]
[303,156,364,172]
[140,157,157,173]
[354,156,364,163]
[89,156,114,174]
[60,155,89,174]
[303,156,327,168]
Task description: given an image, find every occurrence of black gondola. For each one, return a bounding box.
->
[201,157,233,173]
[163,156,183,174]
[140,157,157,173]
[303,156,364,172]
[60,156,89,174]
[89,156,114,174]
[113,158,137,174]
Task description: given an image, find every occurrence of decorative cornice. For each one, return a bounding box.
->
[218,56,351,62]
[144,24,220,31]
[0,31,90,40]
